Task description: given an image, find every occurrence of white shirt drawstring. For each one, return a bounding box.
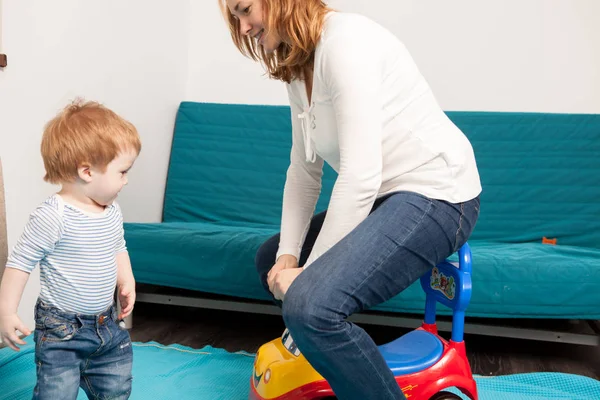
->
[298,106,317,163]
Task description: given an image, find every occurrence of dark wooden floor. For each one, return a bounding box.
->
[129,301,600,379]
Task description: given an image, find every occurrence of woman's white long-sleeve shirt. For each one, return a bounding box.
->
[276,12,482,268]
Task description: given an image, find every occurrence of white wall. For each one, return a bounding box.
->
[186,0,287,104]
[186,0,600,113]
[0,0,190,329]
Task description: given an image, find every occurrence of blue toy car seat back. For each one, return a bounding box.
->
[380,244,473,375]
[420,243,473,342]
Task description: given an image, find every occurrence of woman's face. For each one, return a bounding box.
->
[226,0,282,53]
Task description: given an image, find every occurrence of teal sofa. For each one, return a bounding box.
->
[124,102,600,320]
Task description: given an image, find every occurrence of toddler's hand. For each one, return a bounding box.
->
[118,283,136,320]
[0,313,31,351]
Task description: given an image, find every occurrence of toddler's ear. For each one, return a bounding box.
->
[77,163,93,183]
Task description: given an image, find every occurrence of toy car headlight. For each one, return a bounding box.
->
[264,368,272,383]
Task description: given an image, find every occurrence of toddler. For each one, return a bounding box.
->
[0,99,141,400]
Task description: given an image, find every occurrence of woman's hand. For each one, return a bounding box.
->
[267,254,300,300]
[267,254,298,288]
[270,268,303,301]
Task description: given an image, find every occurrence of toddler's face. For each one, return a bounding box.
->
[88,150,138,206]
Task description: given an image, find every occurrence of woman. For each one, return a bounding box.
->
[220,1,481,399]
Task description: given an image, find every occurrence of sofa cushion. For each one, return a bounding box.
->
[125,221,275,301]
[376,240,600,319]
[125,221,600,319]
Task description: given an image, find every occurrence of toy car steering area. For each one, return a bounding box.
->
[250,243,478,400]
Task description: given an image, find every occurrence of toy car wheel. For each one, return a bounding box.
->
[429,391,463,400]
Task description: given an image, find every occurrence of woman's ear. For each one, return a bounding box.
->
[77,163,93,183]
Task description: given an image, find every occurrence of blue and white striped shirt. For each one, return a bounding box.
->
[6,194,127,314]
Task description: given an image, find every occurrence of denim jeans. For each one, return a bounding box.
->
[32,299,133,400]
[256,191,480,400]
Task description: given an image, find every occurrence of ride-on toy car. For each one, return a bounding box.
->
[250,243,478,400]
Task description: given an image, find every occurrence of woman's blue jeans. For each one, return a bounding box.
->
[256,191,480,400]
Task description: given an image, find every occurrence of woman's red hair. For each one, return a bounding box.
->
[220,0,332,83]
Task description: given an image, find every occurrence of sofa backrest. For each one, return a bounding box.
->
[164,102,600,248]
[163,102,337,227]
[447,111,600,249]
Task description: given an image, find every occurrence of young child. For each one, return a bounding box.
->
[0,99,141,400]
